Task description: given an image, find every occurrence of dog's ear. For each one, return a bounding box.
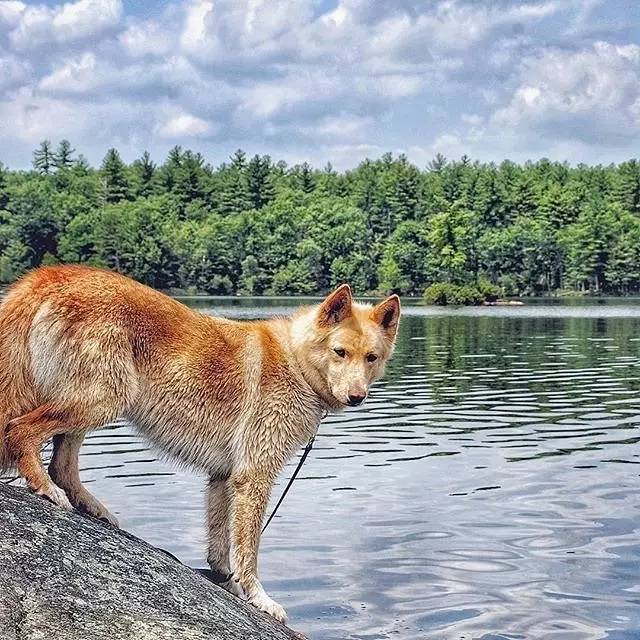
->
[318,284,353,326]
[371,294,401,340]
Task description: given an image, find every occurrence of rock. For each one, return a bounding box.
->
[0,483,301,640]
[482,299,525,306]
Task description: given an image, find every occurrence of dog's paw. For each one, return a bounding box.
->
[249,592,288,624]
[75,492,120,527]
[95,507,120,528]
[221,577,245,599]
[35,484,72,510]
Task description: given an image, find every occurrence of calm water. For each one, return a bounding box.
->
[6,298,640,639]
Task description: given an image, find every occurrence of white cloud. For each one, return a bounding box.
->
[9,0,122,50]
[0,87,97,142]
[38,52,98,94]
[180,0,313,64]
[156,111,216,139]
[494,42,640,137]
[37,51,204,100]
[0,52,30,90]
[0,87,162,167]
[327,0,559,63]
[236,83,307,120]
[119,19,175,58]
[294,113,374,141]
[0,0,638,169]
[0,1,25,27]
[315,114,373,138]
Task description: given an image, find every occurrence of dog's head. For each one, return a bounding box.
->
[300,284,400,408]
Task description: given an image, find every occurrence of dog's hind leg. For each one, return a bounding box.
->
[207,477,244,596]
[49,430,119,526]
[207,478,231,573]
[0,408,12,473]
[5,403,117,510]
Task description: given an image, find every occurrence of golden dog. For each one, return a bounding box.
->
[0,265,400,622]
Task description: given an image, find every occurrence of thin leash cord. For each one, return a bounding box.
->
[262,409,327,534]
[262,433,316,534]
[164,417,325,582]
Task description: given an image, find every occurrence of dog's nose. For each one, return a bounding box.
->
[348,394,366,406]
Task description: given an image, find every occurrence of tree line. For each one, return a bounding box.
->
[1,140,639,296]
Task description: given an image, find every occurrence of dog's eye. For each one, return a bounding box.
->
[334,348,346,358]
[366,353,378,363]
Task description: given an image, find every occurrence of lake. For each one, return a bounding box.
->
[5,297,640,639]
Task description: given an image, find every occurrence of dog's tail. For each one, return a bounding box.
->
[0,291,21,473]
[0,271,45,473]
[0,416,8,473]
[0,359,13,473]
[0,358,13,472]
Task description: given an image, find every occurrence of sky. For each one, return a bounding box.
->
[0,0,639,170]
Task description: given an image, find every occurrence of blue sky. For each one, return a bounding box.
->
[0,0,639,169]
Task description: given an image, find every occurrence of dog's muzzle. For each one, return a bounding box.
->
[347,394,366,406]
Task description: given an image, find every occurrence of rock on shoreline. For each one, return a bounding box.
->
[0,483,300,640]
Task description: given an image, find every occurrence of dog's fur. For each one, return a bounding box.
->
[0,265,400,622]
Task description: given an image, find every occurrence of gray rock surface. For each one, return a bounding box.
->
[0,483,301,640]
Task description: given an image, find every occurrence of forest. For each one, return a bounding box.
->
[1,140,639,297]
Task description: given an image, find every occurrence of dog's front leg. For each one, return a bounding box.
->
[230,468,287,623]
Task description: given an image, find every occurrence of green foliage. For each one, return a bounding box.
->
[132,151,157,198]
[423,280,500,306]
[32,140,55,175]
[247,155,275,209]
[53,140,75,171]
[378,221,429,294]
[423,282,484,306]
[101,148,131,203]
[476,279,501,302]
[3,141,640,295]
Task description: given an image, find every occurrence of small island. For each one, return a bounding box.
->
[422,281,521,306]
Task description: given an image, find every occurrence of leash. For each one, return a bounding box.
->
[261,409,328,534]
[262,432,317,533]
[160,422,322,583]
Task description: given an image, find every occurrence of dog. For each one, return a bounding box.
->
[0,265,400,623]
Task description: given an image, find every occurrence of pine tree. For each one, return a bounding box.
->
[472,167,505,228]
[101,148,130,203]
[239,254,265,294]
[612,160,640,215]
[158,146,183,192]
[607,232,640,294]
[218,161,250,216]
[33,140,54,175]
[167,145,183,167]
[427,153,448,173]
[537,182,579,229]
[385,155,421,223]
[133,151,157,198]
[53,140,75,170]
[247,155,275,209]
[0,162,8,210]
[352,159,389,240]
[73,154,91,175]
[174,150,206,206]
[230,149,247,171]
[299,162,315,193]
[560,198,618,292]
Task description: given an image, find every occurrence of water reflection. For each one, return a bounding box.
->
[3,299,640,639]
